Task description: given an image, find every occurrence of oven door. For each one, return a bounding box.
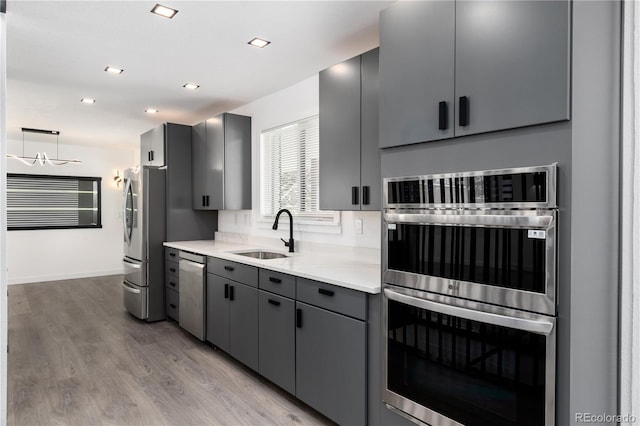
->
[384,210,557,315]
[383,285,556,426]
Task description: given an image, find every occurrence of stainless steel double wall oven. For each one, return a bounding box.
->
[382,164,558,426]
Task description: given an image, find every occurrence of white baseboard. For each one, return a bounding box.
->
[8,269,124,285]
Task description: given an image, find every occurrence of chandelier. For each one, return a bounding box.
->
[6,127,82,166]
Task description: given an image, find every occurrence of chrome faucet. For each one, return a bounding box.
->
[272,209,294,252]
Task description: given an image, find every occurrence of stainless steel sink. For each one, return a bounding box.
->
[232,250,289,260]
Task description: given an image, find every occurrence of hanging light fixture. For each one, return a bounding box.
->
[6,128,82,166]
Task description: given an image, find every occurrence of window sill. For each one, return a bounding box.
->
[257,214,342,235]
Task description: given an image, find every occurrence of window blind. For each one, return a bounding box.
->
[261,115,334,222]
[7,174,102,230]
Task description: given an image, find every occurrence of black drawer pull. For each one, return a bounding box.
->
[169,253,176,257]
[169,303,176,309]
[459,96,469,127]
[351,186,359,205]
[224,266,234,272]
[169,281,176,287]
[438,101,448,130]
[169,268,176,273]
[269,277,282,284]
[224,283,229,299]
[318,288,335,297]
[229,286,235,301]
[268,299,281,307]
[296,308,302,328]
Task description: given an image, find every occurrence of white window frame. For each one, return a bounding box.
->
[259,115,340,232]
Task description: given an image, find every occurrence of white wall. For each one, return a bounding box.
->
[6,139,135,284]
[223,75,381,249]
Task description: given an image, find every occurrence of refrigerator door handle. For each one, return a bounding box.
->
[121,281,141,294]
[123,177,132,245]
[123,258,141,268]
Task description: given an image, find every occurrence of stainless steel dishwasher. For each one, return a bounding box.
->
[178,251,206,340]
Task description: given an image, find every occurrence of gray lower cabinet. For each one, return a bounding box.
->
[258,290,295,395]
[165,248,180,320]
[379,0,570,147]
[295,301,366,426]
[206,273,259,371]
[319,48,380,211]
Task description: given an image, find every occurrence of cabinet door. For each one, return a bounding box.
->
[360,48,381,211]
[454,0,570,136]
[379,1,455,147]
[223,114,252,210]
[258,291,295,395]
[207,115,225,210]
[206,274,230,352]
[319,55,362,211]
[191,121,208,210]
[141,125,165,166]
[229,282,258,371]
[295,302,366,425]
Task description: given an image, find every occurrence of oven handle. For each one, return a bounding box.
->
[384,212,554,228]
[384,288,554,335]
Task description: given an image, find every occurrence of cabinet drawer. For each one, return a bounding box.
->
[296,278,367,321]
[207,257,258,287]
[259,269,296,299]
[166,260,179,279]
[165,247,179,261]
[166,274,179,292]
[166,287,179,320]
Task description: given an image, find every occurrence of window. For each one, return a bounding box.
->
[7,174,102,230]
[261,115,337,224]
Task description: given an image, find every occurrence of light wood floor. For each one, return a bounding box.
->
[7,275,333,426]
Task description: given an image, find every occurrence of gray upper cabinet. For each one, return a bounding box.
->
[379,0,570,148]
[319,48,381,211]
[192,113,252,210]
[140,124,166,166]
[379,1,455,148]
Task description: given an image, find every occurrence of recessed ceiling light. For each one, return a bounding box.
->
[145,108,158,114]
[248,37,271,48]
[81,98,96,104]
[183,83,200,90]
[151,4,178,19]
[104,66,124,75]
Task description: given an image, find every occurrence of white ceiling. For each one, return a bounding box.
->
[6,0,392,149]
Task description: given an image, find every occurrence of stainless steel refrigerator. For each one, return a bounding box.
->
[122,166,166,321]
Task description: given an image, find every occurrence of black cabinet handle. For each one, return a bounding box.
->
[362,186,370,206]
[205,195,210,207]
[148,151,152,162]
[224,284,229,299]
[296,308,303,328]
[169,281,176,287]
[352,186,359,205]
[224,266,234,272]
[169,252,176,257]
[150,150,154,162]
[459,96,469,127]
[268,299,281,307]
[268,277,282,284]
[169,268,176,273]
[169,303,176,309]
[318,288,335,297]
[229,286,235,301]
[202,195,206,207]
[439,101,448,130]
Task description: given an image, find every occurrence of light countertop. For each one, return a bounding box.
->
[163,238,381,294]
